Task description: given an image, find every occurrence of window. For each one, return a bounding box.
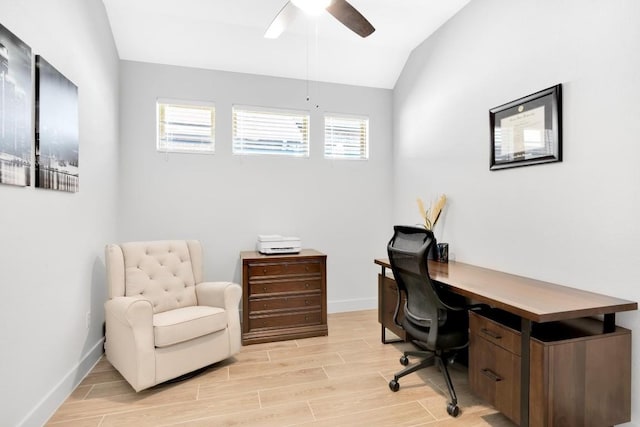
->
[324,114,369,160]
[157,100,215,154]
[232,105,310,157]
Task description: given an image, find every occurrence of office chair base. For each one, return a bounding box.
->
[389,351,461,418]
[447,402,460,417]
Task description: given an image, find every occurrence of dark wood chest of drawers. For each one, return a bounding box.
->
[240,249,327,345]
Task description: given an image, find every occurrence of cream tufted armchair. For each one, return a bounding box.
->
[104,240,241,392]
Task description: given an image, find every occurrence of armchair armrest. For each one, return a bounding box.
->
[196,281,242,310]
[196,281,242,353]
[104,296,155,391]
[106,295,153,327]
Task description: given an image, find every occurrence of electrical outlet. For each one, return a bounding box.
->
[86,311,91,329]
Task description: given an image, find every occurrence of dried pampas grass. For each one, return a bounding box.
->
[417,194,447,230]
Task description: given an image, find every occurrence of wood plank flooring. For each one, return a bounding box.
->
[46,310,516,426]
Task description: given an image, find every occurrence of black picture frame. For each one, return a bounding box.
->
[490,84,562,170]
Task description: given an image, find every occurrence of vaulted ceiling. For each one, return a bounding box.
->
[102,0,469,89]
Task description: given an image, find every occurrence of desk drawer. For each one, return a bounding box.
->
[470,310,521,356]
[249,310,322,330]
[469,334,521,424]
[249,261,322,278]
[249,295,322,312]
[250,279,322,296]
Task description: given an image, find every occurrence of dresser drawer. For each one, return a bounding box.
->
[469,334,521,424]
[249,310,322,330]
[470,310,521,356]
[250,278,321,296]
[249,261,322,278]
[249,295,322,312]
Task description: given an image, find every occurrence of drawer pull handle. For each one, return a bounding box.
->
[480,328,502,339]
[481,368,502,382]
[263,303,268,308]
[305,300,310,305]
[305,266,309,271]
[305,283,309,288]
[263,286,267,291]
[263,268,267,273]
[305,315,309,320]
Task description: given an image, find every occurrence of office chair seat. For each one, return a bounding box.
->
[401,315,467,351]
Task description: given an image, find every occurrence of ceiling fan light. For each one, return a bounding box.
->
[291,0,331,16]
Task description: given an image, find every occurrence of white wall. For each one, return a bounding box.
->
[0,1,119,426]
[394,0,640,424]
[118,61,393,313]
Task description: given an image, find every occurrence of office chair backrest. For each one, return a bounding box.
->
[387,225,448,330]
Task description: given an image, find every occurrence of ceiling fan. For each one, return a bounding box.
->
[264,0,375,39]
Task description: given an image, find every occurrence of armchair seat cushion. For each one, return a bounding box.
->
[153,305,227,348]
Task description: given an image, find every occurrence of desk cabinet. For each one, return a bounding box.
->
[241,250,327,345]
[469,309,631,426]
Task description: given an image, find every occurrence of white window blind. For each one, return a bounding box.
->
[232,105,309,157]
[324,114,369,160]
[157,100,215,154]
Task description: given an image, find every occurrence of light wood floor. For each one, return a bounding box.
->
[47,310,516,426]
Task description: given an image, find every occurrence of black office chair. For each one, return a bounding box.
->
[386,225,475,417]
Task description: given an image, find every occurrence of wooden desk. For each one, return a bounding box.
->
[375,258,637,426]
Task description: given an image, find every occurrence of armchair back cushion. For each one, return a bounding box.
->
[110,240,199,314]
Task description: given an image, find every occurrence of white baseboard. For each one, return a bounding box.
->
[19,338,105,427]
[328,297,377,313]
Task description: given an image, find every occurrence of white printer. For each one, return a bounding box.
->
[257,235,302,255]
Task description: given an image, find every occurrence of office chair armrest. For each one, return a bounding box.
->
[467,303,490,311]
[392,285,403,328]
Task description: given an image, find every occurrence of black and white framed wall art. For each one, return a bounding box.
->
[0,23,32,187]
[35,55,79,192]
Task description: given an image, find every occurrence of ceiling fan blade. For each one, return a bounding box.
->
[326,0,375,38]
[264,1,300,39]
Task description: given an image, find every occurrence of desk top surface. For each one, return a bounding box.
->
[375,258,637,323]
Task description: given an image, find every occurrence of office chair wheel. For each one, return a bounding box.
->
[447,402,460,417]
[388,379,400,392]
[399,355,409,366]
